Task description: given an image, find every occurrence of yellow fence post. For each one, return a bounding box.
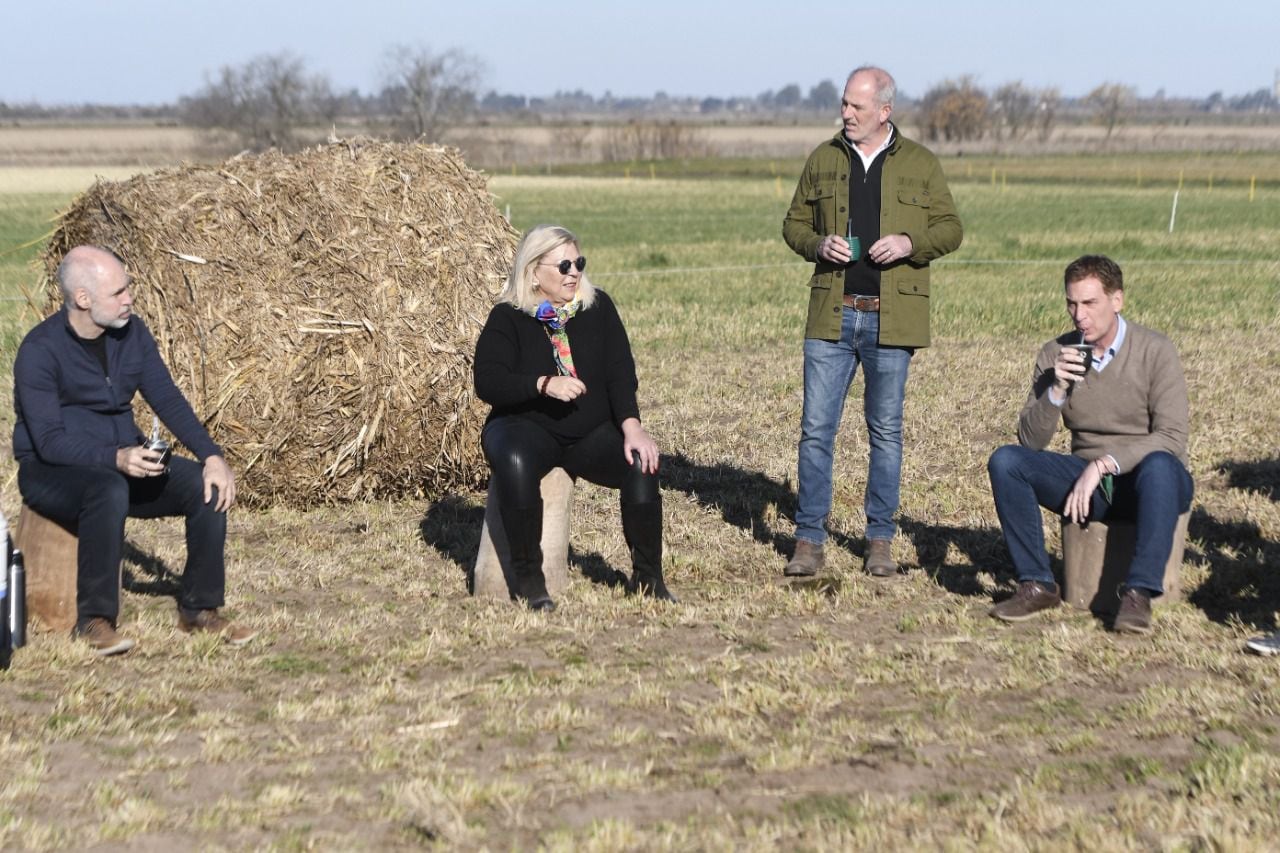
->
[1208,173,1213,192]
[1250,176,1256,202]
[990,167,997,187]
[775,175,782,198]
[649,163,656,180]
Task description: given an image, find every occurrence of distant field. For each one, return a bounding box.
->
[0,124,213,167]
[1,156,1279,848]
[4,118,1280,169]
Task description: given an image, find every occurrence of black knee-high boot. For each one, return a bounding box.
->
[621,500,676,602]
[500,504,555,611]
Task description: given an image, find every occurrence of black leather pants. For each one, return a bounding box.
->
[482,416,662,598]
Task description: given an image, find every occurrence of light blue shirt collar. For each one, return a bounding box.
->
[1093,315,1126,372]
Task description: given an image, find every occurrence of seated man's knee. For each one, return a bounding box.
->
[1133,450,1192,504]
[987,445,1022,480]
[200,484,222,514]
[1133,451,1184,483]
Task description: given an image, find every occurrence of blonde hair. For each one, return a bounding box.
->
[499,224,597,312]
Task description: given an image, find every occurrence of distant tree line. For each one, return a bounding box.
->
[3,46,1277,153]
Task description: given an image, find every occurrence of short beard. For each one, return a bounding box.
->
[90,307,130,330]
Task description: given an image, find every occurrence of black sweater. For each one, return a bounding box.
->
[845,147,886,297]
[473,290,641,441]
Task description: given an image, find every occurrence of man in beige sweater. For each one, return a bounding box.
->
[986,255,1193,634]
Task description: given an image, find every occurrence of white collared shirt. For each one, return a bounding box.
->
[850,125,894,173]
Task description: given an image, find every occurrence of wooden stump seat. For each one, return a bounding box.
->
[472,467,574,601]
[14,504,82,633]
[1061,511,1190,615]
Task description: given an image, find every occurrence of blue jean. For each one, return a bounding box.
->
[795,307,913,545]
[986,446,1194,595]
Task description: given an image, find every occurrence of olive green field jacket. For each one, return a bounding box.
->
[782,126,962,346]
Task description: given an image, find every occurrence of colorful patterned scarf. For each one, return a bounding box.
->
[531,298,581,378]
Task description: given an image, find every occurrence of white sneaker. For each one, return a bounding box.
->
[1245,630,1280,656]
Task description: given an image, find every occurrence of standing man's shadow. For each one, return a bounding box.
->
[1184,457,1280,630]
[897,516,1012,597]
[660,452,809,558]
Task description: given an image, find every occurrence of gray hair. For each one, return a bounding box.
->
[848,66,897,108]
[499,224,598,312]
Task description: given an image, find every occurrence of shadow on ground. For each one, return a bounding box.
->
[1220,456,1280,502]
[418,495,627,595]
[1187,457,1280,630]
[662,452,815,558]
[898,516,1013,597]
[121,542,181,601]
[662,454,1012,582]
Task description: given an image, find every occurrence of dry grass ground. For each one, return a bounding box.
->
[0,155,1278,849]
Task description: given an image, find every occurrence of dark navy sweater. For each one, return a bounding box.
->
[13,308,222,468]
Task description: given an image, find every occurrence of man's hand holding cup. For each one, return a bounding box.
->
[1053,342,1093,393]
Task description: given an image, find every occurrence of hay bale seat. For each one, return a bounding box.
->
[41,139,517,506]
[1061,512,1189,615]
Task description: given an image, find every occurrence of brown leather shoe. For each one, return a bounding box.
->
[74,617,136,657]
[990,581,1062,622]
[784,540,825,577]
[864,539,899,577]
[1113,588,1153,635]
[178,608,258,646]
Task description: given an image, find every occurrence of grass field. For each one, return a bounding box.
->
[1,151,1279,849]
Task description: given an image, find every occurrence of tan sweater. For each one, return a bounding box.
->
[1017,321,1189,472]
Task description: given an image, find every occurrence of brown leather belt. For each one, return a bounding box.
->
[842,294,880,312]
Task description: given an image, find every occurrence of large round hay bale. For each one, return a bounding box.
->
[40,138,516,506]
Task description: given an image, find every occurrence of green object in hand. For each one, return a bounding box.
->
[845,219,860,262]
[1099,473,1114,504]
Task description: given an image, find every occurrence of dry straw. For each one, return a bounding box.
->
[39,138,517,506]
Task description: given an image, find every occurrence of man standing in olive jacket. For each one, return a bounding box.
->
[782,66,962,578]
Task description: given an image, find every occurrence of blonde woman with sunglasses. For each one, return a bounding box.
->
[473,225,674,611]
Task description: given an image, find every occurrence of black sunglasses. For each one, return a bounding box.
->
[538,256,587,275]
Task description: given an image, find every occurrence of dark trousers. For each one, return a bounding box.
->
[18,456,227,624]
[987,447,1194,596]
[481,417,658,509]
[481,416,662,598]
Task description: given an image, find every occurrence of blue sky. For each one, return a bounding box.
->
[5,0,1278,104]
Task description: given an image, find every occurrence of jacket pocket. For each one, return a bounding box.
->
[805,186,834,235]
[896,188,931,234]
[897,276,930,297]
[897,188,932,208]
